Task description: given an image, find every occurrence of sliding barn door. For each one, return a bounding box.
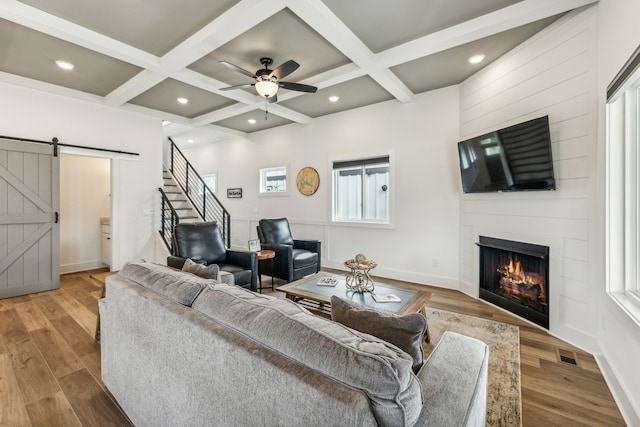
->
[0,138,59,298]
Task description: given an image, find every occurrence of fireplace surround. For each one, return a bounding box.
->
[476,236,549,329]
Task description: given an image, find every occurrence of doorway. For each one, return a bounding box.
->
[60,154,111,273]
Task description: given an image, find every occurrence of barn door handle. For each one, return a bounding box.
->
[54,212,59,223]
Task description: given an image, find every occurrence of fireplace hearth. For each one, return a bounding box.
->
[476,236,549,329]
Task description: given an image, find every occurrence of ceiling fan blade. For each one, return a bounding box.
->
[220,83,254,91]
[279,81,318,93]
[270,60,299,80]
[219,61,256,78]
[267,94,278,104]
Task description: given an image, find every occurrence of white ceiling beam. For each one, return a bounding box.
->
[377,0,599,68]
[105,0,286,107]
[288,0,414,104]
[0,0,160,70]
[0,70,105,104]
[264,104,313,124]
[191,103,256,126]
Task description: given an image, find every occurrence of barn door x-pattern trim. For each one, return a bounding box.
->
[0,138,59,298]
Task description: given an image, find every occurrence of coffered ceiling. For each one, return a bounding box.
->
[0,0,597,145]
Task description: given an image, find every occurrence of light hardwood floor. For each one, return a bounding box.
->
[0,268,627,426]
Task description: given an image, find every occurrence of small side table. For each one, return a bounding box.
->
[257,250,275,293]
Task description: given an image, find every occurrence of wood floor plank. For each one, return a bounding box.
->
[0,309,61,405]
[25,391,82,427]
[521,361,622,416]
[49,292,97,338]
[0,352,32,427]
[29,293,66,321]
[58,369,132,427]
[14,300,54,332]
[30,326,85,379]
[49,316,99,358]
[522,387,627,427]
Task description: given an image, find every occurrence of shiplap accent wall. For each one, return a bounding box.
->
[458,8,598,349]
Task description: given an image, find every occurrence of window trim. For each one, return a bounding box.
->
[606,43,640,327]
[329,152,395,228]
[259,164,289,196]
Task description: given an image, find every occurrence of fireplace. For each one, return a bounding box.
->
[476,236,549,329]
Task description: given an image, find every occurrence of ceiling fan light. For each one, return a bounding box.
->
[255,80,278,98]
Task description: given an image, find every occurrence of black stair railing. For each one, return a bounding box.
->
[158,187,180,253]
[167,137,231,247]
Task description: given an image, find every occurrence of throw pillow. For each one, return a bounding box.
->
[331,295,427,373]
[182,258,220,281]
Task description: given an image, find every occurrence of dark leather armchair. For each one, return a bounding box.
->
[167,222,258,292]
[256,218,321,283]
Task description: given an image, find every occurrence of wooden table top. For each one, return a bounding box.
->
[277,272,431,317]
[257,250,275,260]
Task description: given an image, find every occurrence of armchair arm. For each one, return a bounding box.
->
[416,332,489,427]
[259,243,294,282]
[294,239,321,272]
[226,250,258,291]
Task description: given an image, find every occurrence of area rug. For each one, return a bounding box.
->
[423,307,522,427]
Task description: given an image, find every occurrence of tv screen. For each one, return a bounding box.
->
[457,116,556,193]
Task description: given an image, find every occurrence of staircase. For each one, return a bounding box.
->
[159,138,230,253]
[161,171,200,223]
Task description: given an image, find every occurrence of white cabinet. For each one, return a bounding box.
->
[101,221,111,267]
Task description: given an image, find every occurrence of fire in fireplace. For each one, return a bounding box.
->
[477,236,549,329]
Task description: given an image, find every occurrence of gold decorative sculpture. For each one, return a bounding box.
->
[344,253,377,293]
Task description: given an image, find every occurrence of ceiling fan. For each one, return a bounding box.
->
[219,57,317,104]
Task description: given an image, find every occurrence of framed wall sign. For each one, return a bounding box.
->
[227,188,242,198]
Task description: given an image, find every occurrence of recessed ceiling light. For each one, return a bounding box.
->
[177,97,189,104]
[248,119,257,124]
[187,139,194,144]
[55,60,75,70]
[328,95,340,102]
[468,54,486,64]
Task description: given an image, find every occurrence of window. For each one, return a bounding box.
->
[201,173,216,194]
[260,165,287,194]
[606,43,640,325]
[332,156,390,223]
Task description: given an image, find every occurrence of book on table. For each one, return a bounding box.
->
[317,277,338,286]
[372,293,401,303]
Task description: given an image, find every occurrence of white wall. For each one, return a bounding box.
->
[458,9,599,350]
[60,154,110,273]
[0,82,163,270]
[595,0,640,424]
[182,86,461,287]
[458,5,640,423]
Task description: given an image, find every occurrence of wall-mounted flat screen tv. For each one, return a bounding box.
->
[457,116,556,193]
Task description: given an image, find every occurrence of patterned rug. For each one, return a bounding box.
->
[423,307,522,427]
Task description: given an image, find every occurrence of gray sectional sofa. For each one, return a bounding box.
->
[100,262,489,427]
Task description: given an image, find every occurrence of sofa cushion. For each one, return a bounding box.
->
[182,258,220,281]
[192,283,422,426]
[118,262,211,306]
[331,296,427,373]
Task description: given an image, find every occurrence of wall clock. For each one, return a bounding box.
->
[296,167,320,196]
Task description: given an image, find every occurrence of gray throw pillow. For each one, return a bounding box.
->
[182,258,220,281]
[331,295,427,373]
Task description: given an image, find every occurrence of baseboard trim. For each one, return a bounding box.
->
[595,353,640,427]
[60,261,108,274]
